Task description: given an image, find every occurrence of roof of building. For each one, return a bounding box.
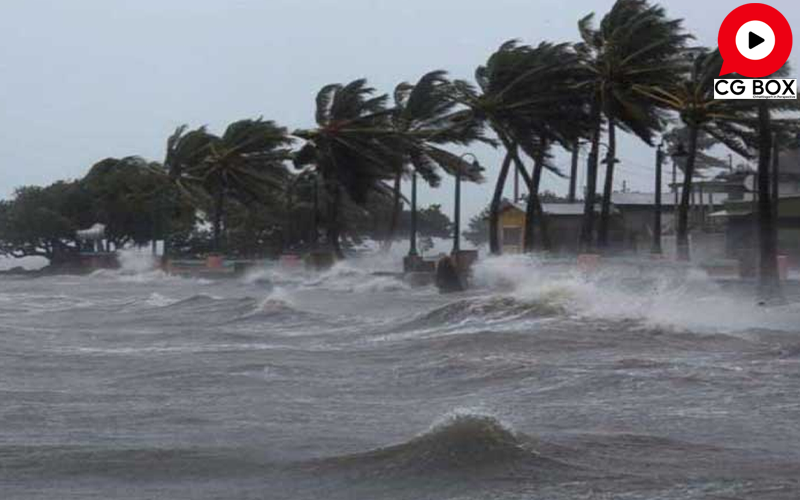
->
[611,191,728,206]
[500,200,617,216]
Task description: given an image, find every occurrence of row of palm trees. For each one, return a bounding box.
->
[154,0,798,285]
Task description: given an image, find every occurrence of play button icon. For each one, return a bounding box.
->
[718,3,793,77]
[736,20,776,60]
[750,32,765,50]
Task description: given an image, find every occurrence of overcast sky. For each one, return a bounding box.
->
[2,0,798,221]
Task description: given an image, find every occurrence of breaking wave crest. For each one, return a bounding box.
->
[310,413,554,476]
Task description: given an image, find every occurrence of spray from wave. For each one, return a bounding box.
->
[471,255,800,333]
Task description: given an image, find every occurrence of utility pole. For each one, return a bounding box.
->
[652,143,664,254]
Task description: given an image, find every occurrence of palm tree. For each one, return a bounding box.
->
[754,90,800,296]
[576,0,691,251]
[515,42,590,252]
[388,70,486,253]
[450,40,589,254]
[161,125,218,259]
[168,119,293,252]
[642,49,756,261]
[294,79,404,258]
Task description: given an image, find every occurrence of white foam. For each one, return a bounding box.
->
[472,255,800,333]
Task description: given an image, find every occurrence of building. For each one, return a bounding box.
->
[496,200,622,254]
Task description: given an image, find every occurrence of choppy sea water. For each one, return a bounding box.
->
[2,253,800,500]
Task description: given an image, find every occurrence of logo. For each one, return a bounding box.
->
[715,78,797,99]
[715,3,795,100]
[718,3,792,77]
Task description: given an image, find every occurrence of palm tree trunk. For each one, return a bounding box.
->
[522,140,549,252]
[677,125,699,261]
[568,139,579,203]
[598,119,617,250]
[327,181,344,260]
[757,103,779,297]
[383,172,402,252]
[489,151,514,255]
[580,111,602,252]
[212,187,224,254]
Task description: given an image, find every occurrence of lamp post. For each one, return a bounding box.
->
[453,153,480,255]
[652,141,665,254]
[408,171,418,257]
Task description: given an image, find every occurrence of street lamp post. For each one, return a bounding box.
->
[652,141,665,254]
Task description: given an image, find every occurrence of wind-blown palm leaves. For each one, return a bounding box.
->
[388,70,486,250]
[663,126,730,176]
[576,0,691,250]
[645,46,799,270]
[166,119,293,252]
[450,40,590,254]
[294,79,405,258]
[642,49,759,260]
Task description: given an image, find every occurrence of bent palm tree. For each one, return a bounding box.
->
[450,40,589,254]
[389,70,486,252]
[576,0,691,250]
[294,79,403,258]
[642,49,755,260]
[169,119,293,252]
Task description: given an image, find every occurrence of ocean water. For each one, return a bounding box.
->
[2,252,800,499]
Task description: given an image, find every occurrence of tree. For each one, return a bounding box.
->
[463,207,491,248]
[81,156,176,248]
[0,182,89,263]
[398,204,453,239]
[450,40,589,254]
[171,119,293,253]
[387,70,486,251]
[644,49,758,260]
[755,95,800,297]
[294,79,405,258]
[576,0,691,251]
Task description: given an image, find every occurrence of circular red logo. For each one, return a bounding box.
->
[718,3,793,77]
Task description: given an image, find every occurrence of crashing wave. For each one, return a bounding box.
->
[310,413,541,476]
[471,255,800,333]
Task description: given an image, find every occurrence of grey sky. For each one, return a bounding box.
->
[2,0,799,222]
